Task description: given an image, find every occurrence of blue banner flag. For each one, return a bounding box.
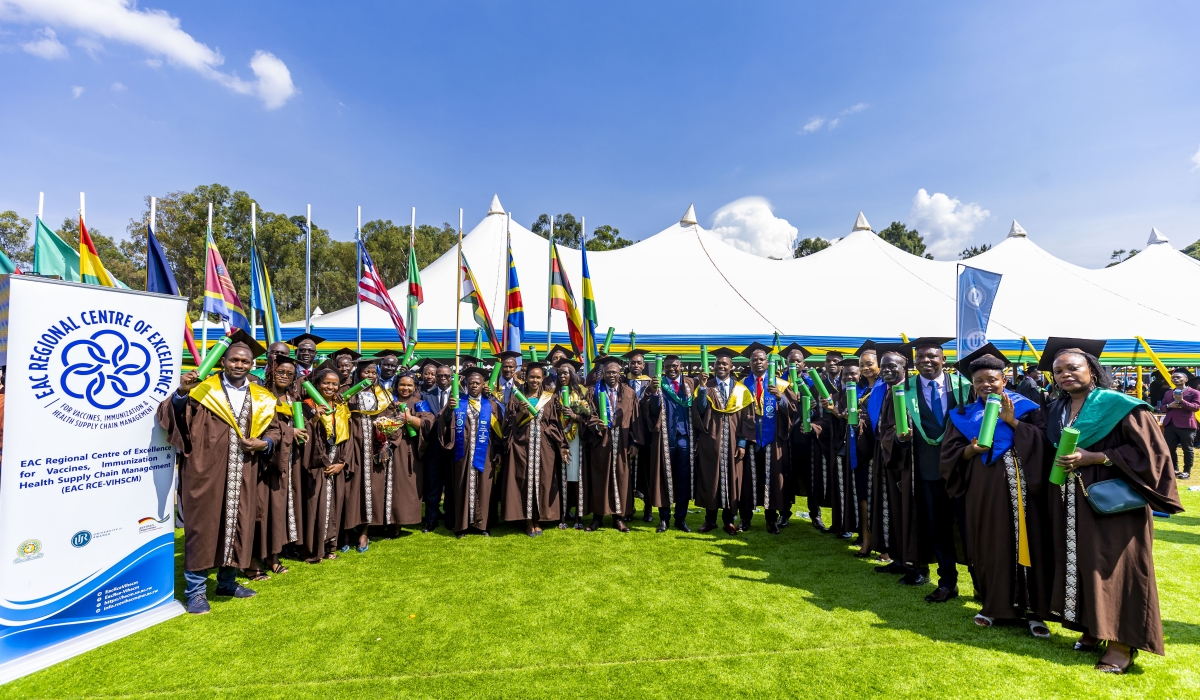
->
[956,265,1003,358]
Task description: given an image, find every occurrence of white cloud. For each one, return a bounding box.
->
[20,27,67,59]
[907,188,990,259]
[710,196,799,258]
[75,35,102,58]
[0,0,296,109]
[1191,145,1200,171]
[110,81,124,91]
[799,103,869,134]
[71,85,83,98]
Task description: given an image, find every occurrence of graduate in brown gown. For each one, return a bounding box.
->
[386,373,433,530]
[875,343,920,579]
[778,343,813,527]
[814,358,860,540]
[582,355,642,531]
[640,355,697,532]
[501,362,568,535]
[622,349,654,523]
[854,344,885,558]
[344,358,395,552]
[297,366,351,563]
[738,343,793,533]
[436,365,505,538]
[555,358,590,529]
[249,352,307,579]
[1041,339,1182,673]
[939,343,1051,636]
[156,330,282,614]
[692,348,755,535]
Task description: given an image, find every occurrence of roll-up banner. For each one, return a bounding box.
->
[0,276,186,683]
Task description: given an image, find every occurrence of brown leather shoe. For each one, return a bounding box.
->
[585,518,602,532]
[723,523,739,536]
[699,522,718,533]
[924,585,958,603]
[615,520,630,533]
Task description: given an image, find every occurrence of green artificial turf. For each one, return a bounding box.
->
[4,488,1199,699]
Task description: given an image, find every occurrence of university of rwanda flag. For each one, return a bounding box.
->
[502,243,524,356]
[250,243,282,345]
[78,215,115,287]
[581,243,597,365]
[203,227,250,332]
[549,241,584,356]
[459,251,501,354]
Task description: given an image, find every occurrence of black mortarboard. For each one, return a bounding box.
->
[622,348,651,359]
[955,342,1009,374]
[329,347,362,361]
[523,361,548,374]
[556,357,583,370]
[460,365,490,380]
[374,349,402,359]
[741,342,772,359]
[663,354,681,363]
[1037,337,1107,372]
[356,356,381,368]
[910,336,954,351]
[458,354,482,364]
[415,357,444,370]
[225,329,266,358]
[780,343,812,359]
[595,355,624,368]
[710,347,739,359]
[853,340,877,357]
[546,344,576,359]
[874,343,912,365]
[495,350,523,360]
[271,352,296,367]
[839,357,860,368]
[286,332,325,347]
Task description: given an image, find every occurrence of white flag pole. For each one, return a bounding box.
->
[356,205,362,355]
[546,216,553,352]
[455,208,463,372]
[305,203,312,333]
[408,206,417,344]
[201,202,212,359]
[251,202,258,345]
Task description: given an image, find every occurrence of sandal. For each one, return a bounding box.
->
[1095,649,1138,674]
[1074,636,1102,652]
[974,614,994,627]
[323,552,339,560]
[1028,619,1051,639]
[270,563,289,575]
[245,570,270,582]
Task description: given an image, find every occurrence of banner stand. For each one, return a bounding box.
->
[0,601,183,684]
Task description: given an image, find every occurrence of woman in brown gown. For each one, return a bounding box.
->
[253,353,308,576]
[344,359,394,552]
[298,367,350,563]
[1042,338,1182,673]
[386,373,434,530]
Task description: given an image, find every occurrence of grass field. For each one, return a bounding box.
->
[4,488,1199,699]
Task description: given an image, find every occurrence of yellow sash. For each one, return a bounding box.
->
[696,381,755,414]
[189,374,276,439]
[351,386,393,417]
[316,402,351,444]
[275,400,293,417]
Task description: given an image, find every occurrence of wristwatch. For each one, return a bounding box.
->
[1101,455,1113,466]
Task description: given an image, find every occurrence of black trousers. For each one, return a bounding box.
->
[424,447,453,525]
[915,478,967,587]
[705,509,736,525]
[1163,423,1196,472]
[658,447,692,523]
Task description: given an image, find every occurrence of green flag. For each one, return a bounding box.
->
[0,248,18,275]
[33,217,80,282]
[406,245,421,343]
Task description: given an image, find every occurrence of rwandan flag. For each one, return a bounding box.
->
[502,243,524,356]
[581,243,598,366]
[146,219,201,365]
[203,226,250,332]
[549,241,584,356]
[459,251,501,354]
[79,215,115,287]
[250,243,282,345]
[407,245,422,343]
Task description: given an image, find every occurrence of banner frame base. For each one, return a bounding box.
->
[0,600,185,685]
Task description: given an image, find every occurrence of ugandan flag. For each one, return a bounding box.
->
[549,241,584,355]
[79,215,115,287]
[459,251,502,354]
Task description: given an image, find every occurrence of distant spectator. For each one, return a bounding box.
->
[1148,373,1168,407]
[1158,370,1200,479]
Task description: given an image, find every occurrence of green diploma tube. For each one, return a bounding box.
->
[561,387,571,405]
[488,362,502,390]
[452,373,460,399]
[341,379,373,401]
[847,381,859,426]
[808,368,831,400]
[654,355,663,378]
[892,385,909,435]
[303,381,330,409]
[511,387,539,416]
[405,417,418,438]
[292,401,305,443]
[768,360,777,385]
[801,396,811,432]
[791,365,813,400]
[195,335,233,380]
[977,393,1002,449]
[700,345,710,373]
[598,391,610,427]
[401,344,417,367]
[602,327,615,354]
[1050,426,1080,486]
[529,346,539,362]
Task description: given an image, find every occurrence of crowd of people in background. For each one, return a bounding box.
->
[161,333,1185,675]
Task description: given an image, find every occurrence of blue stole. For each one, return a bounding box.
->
[414,400,432,413]
[866,379,886,431]
[454,395,493,472]
[848,424,859,469]
[593,382,617,425]
[947,390,1038,465]
[743,375,777,445]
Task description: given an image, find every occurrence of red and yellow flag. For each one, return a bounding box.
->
[79,215,115,287]
[549,241,584,355]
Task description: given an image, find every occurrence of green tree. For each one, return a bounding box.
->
[793,237,831,258]
[0,210,32,270]
[1183,240,1200,260]
[532,214,630,250]
[56,217,142,287]
[959,243,992,259]
[1106,248,1138,267]
[585,224,632,251]
[878,221,933,259]
[360,220,458,288]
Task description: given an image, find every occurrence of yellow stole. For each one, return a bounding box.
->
[315,402,351,444]
[350,385,393,416]
[696,380,755,414]
[560,387,584,440]
[189,374,276,439]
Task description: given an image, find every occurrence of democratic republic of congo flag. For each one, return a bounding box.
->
[203,226,251,332]
[581,243,598,365]
[549,241,584,356]
[79,215,115,287]
[459,251,501,354]
[502,243,525,355]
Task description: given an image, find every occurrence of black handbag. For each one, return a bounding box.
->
[1079,478,1148,515]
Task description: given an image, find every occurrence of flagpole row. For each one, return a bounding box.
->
[305,203,312,334]
[409,206,417,345]
[546,216,553,353]
[356,205,362,355]
[201,202,211,359]
[455,208,463,374]
[251,202,258,346]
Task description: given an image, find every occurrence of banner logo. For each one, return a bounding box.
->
[14,539,43,564]
[61,330,152,410]
[965,285,985,308]
[71,531,92,548]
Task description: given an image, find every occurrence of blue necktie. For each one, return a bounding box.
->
[930,380,943,427]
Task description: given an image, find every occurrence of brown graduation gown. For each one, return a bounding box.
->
[385,398,433,526]
[639,383,696,509]
[298,401,349,561]
[501,392,568,522]
[815,389,855,533]
[1045,402,1182,655]
[345,388,396,528]
[583,383,642,517]
[941,407,1050,621]
[156,385,282,572]
[691,378,755,512]
[878,384,927,568]
[742,376,794,512]
[254,397,300,560]
[437,395,504,532]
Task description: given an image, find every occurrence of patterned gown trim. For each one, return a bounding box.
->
[360,414,375,524]
[322,442,337,550]
[717,382,731,510]
[286,450,298,542]
[660,403,674,505]
[1004,450,1031,609]
[220,389,252,566]
[526,413,542,520]
[466,405,479,528]
[610,425,623,514]
[1060,473,1079,622]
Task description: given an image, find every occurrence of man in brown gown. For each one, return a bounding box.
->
[156,330,281,614]
[738,342,793,533]
[437,365,505,538]
[501,362,568,535]
[692,348,755,535]
[640,355,696,532]
[583,356,642,531]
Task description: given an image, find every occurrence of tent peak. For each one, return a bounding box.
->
[487,194,505,216]
[1007,220,1027,238]
[852,211,872,232]
[680,203,698,226]
[1147,227,1170,246]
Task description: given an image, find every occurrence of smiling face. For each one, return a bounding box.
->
[971,368,1006,398]
[296,339,317,366]
[359,364,378,383]
[335,356,354,382]
[502,357,517,379]
[714,355,732,380]
[841,365,860,386]
[379,356,399,380]
[1052,351,1092,396]
[525,367,544,394]
[396,374,415,400]
[664,358,682,380]
[222,345,254,381]
[436,367,452,389]
[422,364,437,388]
[271,363,296,392]
[602,364,621,387]
[318,371,340,399]
[879,352,907,386]
[915,346,944,380]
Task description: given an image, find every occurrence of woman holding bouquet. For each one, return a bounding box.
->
[344,358,395,552]
[298,366,350,564]
[556,358,589,529]
[386,372,434,531]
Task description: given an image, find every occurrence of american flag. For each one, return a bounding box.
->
[358,240,407,343]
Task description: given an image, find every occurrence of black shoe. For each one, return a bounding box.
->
[768,522,781,535]
[642,512,655,523]
[699,522,718,533]
[737,522,750,532]
[214,583,257,598]
[874,562,904,574]
[1182,472,1192,480]
[898,572,929,586]
[779,513,791,527]
[675,521,692,533]
[187,595,211,614]
[656,521,668,533]
[810,514,828,532]
[838,531,854,539]
[925,585,959,603]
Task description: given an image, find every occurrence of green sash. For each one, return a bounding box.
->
[904,373,969,446]
[1052,388,1145,449]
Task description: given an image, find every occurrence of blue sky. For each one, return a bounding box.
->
[1,1,1198,266]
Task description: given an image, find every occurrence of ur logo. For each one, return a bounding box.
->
[60,329,152,410]
[965,285,985,308]
[964,331,988,351]
[71,530,92,548]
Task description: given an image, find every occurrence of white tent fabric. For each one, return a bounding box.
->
[292,198,1200,343]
